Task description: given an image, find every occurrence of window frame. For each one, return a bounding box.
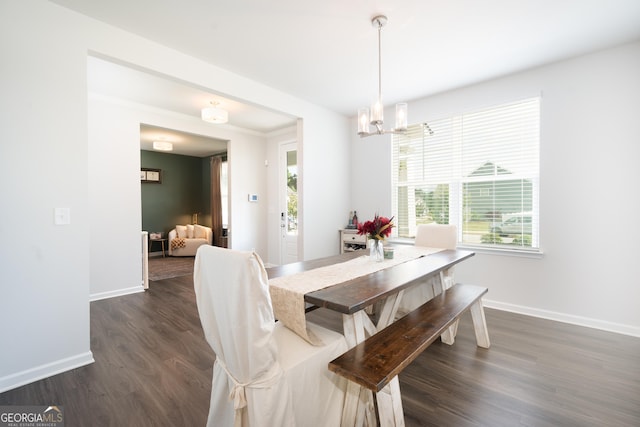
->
[391,97,541,255]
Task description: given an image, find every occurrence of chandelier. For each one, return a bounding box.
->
[358,15,407,137]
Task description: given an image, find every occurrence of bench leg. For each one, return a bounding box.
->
[341,382,375,427]
[470,299,491,348]
[375,377,405,427]
[440,325,456,345]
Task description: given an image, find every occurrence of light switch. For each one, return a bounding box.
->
[54,207,71,225]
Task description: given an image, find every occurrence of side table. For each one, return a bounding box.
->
[149,238,168,257]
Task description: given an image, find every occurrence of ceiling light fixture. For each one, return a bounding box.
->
[358,15,407,138]
[152,141,173,151]
[201,101,229,124]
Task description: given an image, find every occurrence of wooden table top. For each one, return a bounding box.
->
[266,248,474,315]
[266,250,363,279]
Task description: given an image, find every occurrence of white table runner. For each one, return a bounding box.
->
[269,246,443,344]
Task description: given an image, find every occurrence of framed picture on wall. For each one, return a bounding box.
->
[141,168,162,183]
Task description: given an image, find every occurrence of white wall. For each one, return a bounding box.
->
[88,94,271,299]
[0,1,94,391]
[351,41,640,336]
[0,0,350,391]
[265,116,354,264]
[88,96,144,300]
[350,133,393,221]
[300,112,352,260]
[226,127,268,254]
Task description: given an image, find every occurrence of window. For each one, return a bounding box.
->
[392,97,540,251]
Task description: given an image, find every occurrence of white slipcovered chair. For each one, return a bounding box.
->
[193,245,347,427]
[397,223,458,317]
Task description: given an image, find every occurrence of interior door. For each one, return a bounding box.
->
[280,142,298,264]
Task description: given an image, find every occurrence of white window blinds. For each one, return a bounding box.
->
[392,97,540,250]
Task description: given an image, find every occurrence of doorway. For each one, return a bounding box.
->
[279,141,298,264]
[140,124,228,255]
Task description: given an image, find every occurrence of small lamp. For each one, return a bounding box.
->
[201,101,229,124]
[152,141,173,151]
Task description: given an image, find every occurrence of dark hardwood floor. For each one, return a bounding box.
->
[2,274,639,426]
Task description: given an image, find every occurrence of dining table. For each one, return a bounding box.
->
[267,246,475,426]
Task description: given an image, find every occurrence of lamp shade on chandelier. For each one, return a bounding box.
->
[201,101,229,124]
[357,15,407,137]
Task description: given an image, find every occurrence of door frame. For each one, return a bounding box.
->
[278,140,299,264]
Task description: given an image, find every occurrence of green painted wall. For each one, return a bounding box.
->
[200,156,212,227]
[141,150,212,253]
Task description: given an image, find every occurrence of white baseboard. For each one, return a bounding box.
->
[90,285,144,302]
[0,351,94,393]
[484,299,640,338]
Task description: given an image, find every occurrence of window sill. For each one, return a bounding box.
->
[388,238,544,259]
[457,244,544,259]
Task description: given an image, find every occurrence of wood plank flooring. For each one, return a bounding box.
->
[1,274,639,426]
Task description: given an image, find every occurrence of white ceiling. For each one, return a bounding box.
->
[88,56,296,157]
[88,56,297,134]
[139,124,228,158]
[60,0,640,155]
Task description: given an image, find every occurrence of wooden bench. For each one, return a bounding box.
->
[328,283,490,426]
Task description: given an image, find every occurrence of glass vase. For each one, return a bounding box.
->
[369,239,384,262]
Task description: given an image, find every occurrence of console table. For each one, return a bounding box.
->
[339,229,367,253]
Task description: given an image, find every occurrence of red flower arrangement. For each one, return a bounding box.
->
[357,214,395,241]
